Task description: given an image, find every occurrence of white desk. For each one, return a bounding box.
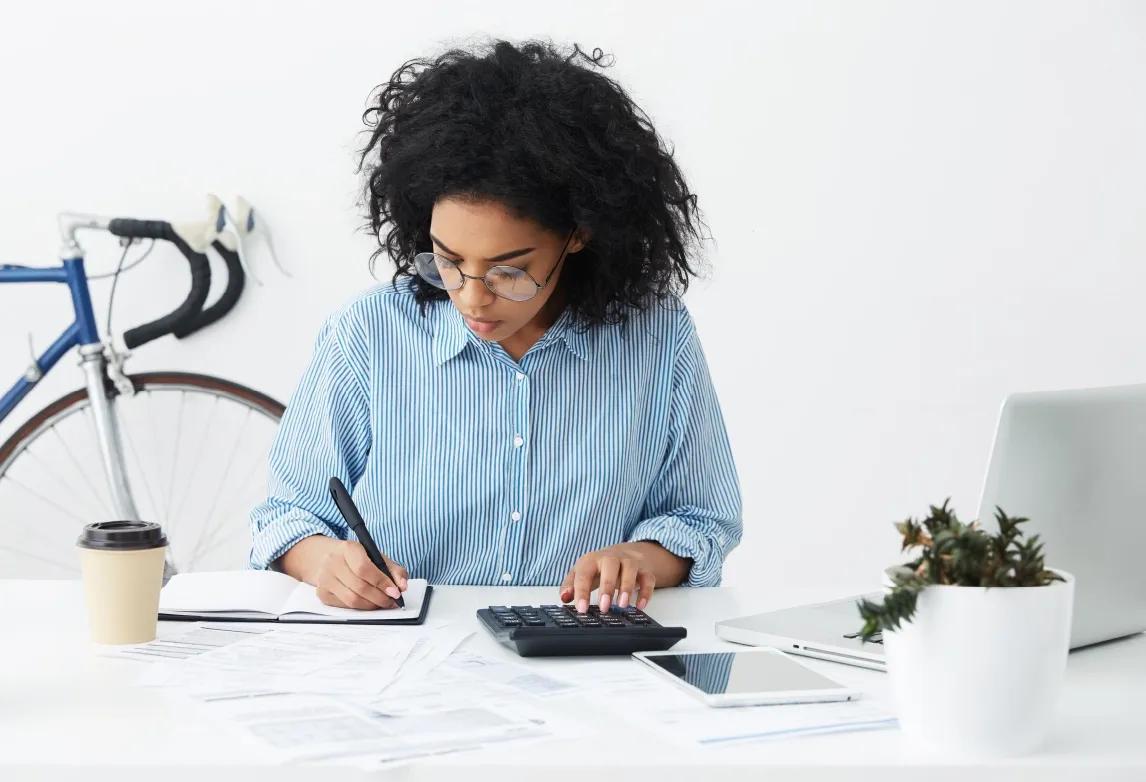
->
[2,580,1144,781]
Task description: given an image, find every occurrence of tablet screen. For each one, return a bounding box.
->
[644,651,843,695]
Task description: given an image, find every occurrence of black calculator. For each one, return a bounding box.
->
[476,604,687,657]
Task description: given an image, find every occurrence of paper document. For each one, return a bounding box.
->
[104,623,275,662]
[137,623,423,696]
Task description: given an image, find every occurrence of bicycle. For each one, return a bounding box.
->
[0,210,286,579]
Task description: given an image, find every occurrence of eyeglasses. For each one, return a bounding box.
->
[412,228,575,302]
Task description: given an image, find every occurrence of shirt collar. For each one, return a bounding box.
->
[431,301,475,366]
[550,306,590,362]
[431,301,591,366]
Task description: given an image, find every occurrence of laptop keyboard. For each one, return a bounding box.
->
[842,631,883,644]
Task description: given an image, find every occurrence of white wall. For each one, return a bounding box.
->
[2,0,1144,596]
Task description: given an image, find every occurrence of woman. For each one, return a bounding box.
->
[249,39,742,615]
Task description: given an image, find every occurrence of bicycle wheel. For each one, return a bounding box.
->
[0,372,284,578]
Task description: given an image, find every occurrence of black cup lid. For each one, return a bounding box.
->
[77,520,167,551]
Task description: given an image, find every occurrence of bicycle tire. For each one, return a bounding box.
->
[0,372,283,469]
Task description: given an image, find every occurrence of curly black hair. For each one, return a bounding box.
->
[356,37,709,326]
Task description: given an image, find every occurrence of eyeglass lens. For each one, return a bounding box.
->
[413,253,539,302]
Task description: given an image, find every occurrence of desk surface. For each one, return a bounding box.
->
[2,579,1144,781]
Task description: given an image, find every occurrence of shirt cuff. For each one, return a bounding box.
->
[627,515,732,587]
[248,512,343,571]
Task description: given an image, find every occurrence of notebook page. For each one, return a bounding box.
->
[278,578,428,621]
[159,570,302,615]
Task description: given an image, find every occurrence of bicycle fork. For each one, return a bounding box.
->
[79,344,138,519]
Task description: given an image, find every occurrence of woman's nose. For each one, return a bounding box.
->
[458,273,495,308]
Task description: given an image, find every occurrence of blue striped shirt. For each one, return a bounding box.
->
[248,280,742,587]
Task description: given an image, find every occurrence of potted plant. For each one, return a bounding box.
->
[857,499,1075,757]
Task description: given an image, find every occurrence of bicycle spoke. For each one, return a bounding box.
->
[162,390,187,530]
[118,400,162,522]
[0,474,90,531]
[19,444,113,522]
[168,395,219,535]
[196,407,253,527]
[191,442,267,562]
[0,542,76,574]
[186,447,264,565]
[183,407,253,568]
[50,423,114,518]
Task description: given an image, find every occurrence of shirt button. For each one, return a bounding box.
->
[510,511,521,522]
[515,372,525,381]
[501,572,512,582]
[513,434,524,448]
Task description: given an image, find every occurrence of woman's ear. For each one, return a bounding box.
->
[571,227,592,254]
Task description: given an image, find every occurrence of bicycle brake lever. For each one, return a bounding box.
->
[234,195,292,279]
[208,193,263,287]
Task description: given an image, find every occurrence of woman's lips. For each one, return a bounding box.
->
[464,316,501,336]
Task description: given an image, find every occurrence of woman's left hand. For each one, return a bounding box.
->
[559,541,689,614]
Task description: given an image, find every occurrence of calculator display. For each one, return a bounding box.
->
[645,651,843,695]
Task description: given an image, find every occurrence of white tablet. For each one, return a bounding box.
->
[632,648,861,707]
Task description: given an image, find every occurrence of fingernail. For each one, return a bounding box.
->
[619,591,630,608]
[599,593,610,612]
[385,586,401,599]
[577,598,588,614]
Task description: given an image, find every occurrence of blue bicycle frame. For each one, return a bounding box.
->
[0,257,101,423]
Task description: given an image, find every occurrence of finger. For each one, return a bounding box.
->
[321,579,377,610]
[636,570,657,611]
[346,544,401,599]
[316,587,343,608]
[617,558,640,609]
[333,565,397,609]
[385,556,409,591]
[572,560,597,615]
[596,556,621,612]
[559,570,575,604]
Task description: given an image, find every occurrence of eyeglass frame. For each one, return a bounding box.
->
[412,227,577,302]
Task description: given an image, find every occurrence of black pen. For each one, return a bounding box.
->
[328,476,405,609]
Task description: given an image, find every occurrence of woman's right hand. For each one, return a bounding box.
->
[280,535,409,609]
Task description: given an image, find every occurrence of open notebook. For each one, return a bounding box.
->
[158,570,432,625]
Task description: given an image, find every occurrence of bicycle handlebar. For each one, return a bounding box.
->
[105,218,245,349]
[173,240,245,337]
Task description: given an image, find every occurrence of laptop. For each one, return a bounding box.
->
[716,383,1146,670]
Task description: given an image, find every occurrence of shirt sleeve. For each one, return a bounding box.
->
[248,312,372,570]
[627,308,743,586]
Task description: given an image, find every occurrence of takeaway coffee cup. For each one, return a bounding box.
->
[76,520,168,644]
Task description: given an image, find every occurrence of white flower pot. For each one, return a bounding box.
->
[882,569,1074,758]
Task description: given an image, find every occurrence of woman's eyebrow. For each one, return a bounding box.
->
[429,233,535,262]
